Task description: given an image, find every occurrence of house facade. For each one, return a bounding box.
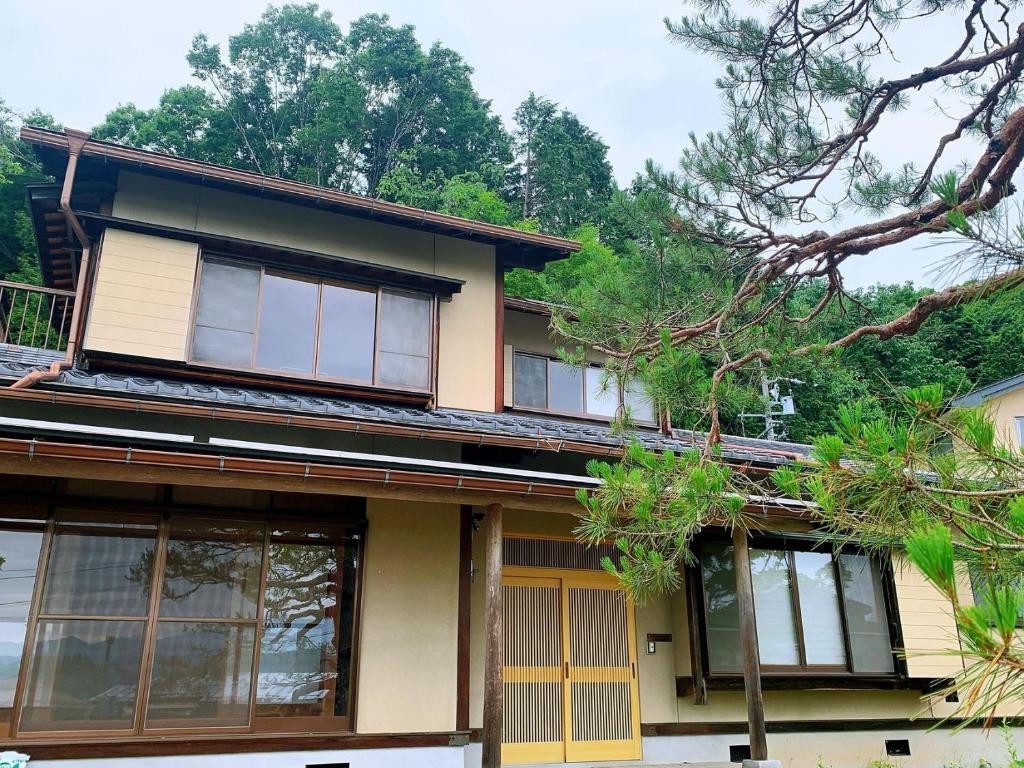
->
[0,127,1017,768]
[952,373,1024,451]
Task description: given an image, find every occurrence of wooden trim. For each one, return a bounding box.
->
[693,675,940,692]
[684,564,709,705]
[4,730,471,760]
[641,718,1024,737]
[494,256,504,412]
[456,505,473,731]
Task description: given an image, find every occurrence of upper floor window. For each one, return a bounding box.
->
[512,351,655,423]
[699,538,896,676]
[191,258,433,391]
[1017,416,1023,448]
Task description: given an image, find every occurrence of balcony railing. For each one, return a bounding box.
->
[0,280,75,353]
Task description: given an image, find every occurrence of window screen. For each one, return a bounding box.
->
[192,260,260,366]
[377,290,431,389]
[514,354,548,409]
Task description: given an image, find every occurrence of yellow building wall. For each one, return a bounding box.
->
[987,387,1024,450]
[356,499,460,733]
[503,308,606,364]
[110,171,496,411]
[892,556,966,679]
[83,228,198,360]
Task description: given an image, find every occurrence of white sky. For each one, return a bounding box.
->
[2,0,992,289]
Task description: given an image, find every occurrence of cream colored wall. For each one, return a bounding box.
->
[503,309,606,364]
[357,499,460,733]
[892,556,966,680]
[83,228,198,360]
[988,387,1024,450]
[111,171,496,410]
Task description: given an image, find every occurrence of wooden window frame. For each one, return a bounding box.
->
[186,254,437,395]
[693,533,903,681]
[510,350,657,425]
[5,503,365,742]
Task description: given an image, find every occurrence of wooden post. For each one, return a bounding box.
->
[732,527,768,761]
[481,503,503,768]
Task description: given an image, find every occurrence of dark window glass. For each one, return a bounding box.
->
[256,531,359,720]
[839,554,895,673]
[377,290,431,389]
[20,619,145,732]
[0,524,44,733]
[41,518,157,617]
[146,622,256,727]
[192,261,260,366]
[160,519,263,620]
[318,283,376,382]
[699,542,742,673]
[549,361,583,414]
[514,354,548,409]
[255,274,318,374]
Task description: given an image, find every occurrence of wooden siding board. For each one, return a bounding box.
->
[84,229,198,362]
[892,558,964,679]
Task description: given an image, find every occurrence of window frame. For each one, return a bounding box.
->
[6,502,365,741]
[510,349,657,425]
[1016,416,1023,449]
[186,254,436,394]
[693,533,903,681]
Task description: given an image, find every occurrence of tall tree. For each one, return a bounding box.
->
[512,94,614,234]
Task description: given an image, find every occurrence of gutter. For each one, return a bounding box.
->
[11,128,93,390]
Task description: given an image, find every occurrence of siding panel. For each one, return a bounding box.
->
[84,229,198,361]
[893,557,965,679]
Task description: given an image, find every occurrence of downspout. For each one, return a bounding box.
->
[11,129,92,390]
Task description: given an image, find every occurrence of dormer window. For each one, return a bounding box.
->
[190,257,433,391]
[511,351,655,424]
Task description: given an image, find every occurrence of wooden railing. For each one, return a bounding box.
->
[0,280,75,352]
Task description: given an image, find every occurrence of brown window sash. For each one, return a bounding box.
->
[6,504,364,741]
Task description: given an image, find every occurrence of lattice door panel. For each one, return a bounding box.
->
[501,577,565,765]
[563,578,642,762]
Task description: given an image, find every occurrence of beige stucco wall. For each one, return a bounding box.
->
[987,387,1024,450]
[357,499,460,733]
[503,308,605,364]
[83,228,198,360]
[111,171,496,411]
[892,556,966,680]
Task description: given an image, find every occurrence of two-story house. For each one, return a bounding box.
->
[0,127,1016,768]
[952,373,1024,451]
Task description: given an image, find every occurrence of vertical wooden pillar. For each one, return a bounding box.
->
[732,527,768,761]
[481,502,504,768]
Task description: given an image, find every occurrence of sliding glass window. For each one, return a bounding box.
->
[191,257,434,391]
[699,538,895,676]
[6,510,362,738]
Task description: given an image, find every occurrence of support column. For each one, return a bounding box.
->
[732,527,771,764]
[481,503,503,768]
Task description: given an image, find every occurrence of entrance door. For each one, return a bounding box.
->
[501,570,642,765]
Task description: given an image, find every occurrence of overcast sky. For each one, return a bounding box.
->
[3,0,986,288]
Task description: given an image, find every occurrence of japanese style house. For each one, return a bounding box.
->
[0,127,1016,768]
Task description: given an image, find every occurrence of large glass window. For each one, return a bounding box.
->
[0,514,45,737]
[512,351,657,423]
[191,258,434,391]
[10,511,362,738]
[699,538,895,675]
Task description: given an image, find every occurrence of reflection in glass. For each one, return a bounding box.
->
[839,554,894,673]
[255,274,318,374]
[318,284,376,381]
[256,535,357,719]
[41,520,156,617]
[378,290,431,388]
[624,378,656,423]
[750,549,800,665]
[700,542,741,672]
[192,261,260,366]
[584,367,617,417]
[793,551,846,665]
[146,622,255,726]
[20,619,145,731]
[549,361,583,414]
[160,519,263,619]
[0,527,44,732]
[514,354,547,409]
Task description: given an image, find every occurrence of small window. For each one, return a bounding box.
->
[1017,416,1023,449]
[699,539,896,675]
[512,352,656,424]
[190,257,434,391]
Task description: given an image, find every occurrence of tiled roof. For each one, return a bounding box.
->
[0,357,812,466]
[951,372,1024,407]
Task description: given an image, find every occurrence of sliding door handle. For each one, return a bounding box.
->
[631,662,636,679]
[564,661,569,679]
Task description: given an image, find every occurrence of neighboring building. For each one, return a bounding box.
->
[0,127,1015,768]
[952,373,1024,450]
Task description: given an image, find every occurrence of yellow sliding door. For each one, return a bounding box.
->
[501,568,641,765]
